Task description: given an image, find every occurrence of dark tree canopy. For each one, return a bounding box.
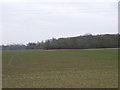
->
[26,34,119,50]
[1,34,119,50]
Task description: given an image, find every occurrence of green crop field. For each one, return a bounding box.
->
[2,49,118,88]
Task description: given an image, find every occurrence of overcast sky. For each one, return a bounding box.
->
[1,0,118,45]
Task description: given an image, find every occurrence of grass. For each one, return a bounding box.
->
[2,49,118,88]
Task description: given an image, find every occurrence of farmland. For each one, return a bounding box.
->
[2,48,118,88]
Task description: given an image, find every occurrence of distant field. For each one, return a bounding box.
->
[2,49,118,88]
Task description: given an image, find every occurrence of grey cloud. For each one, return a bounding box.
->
[2,1,118,45]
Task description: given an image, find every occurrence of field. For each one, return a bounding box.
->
[2,49,118,88]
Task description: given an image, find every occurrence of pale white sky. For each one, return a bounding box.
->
[0,0,119,45]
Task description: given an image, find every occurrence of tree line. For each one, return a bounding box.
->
[1,34,119,50]
[1,44,26,50]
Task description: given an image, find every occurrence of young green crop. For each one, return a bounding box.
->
[2,49,118,88]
